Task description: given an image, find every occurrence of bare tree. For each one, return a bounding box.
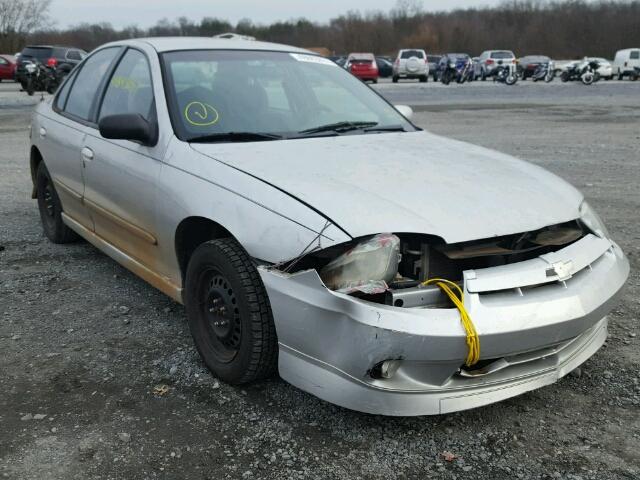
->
[22,0,640,59]
[0,0,51,51]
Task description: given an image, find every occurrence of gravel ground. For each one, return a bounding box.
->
[1,80,639,480]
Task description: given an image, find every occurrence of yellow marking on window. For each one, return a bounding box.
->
[184,101,220,126]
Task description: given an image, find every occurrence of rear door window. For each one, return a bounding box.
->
[65,47,120,121]
[99,49,155,122]
[55,69,78,110]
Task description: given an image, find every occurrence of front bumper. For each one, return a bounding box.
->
[259,235,629,416]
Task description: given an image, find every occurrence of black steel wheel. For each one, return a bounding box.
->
[184,238,278,384]
[36,162,79,243]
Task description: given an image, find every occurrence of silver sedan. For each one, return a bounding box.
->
[29,37,629,416]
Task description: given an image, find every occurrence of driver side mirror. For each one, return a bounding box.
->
[394,105,413,120]
[99,114,158,147]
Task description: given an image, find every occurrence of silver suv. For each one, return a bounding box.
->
[475,50,516,80]
[392,49,429,83]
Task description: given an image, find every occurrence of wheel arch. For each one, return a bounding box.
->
[30,145,44,199]
[175,216,237,282]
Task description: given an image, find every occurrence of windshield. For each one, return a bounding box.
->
[162,50,414,142]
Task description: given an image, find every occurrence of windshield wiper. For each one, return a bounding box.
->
[364,125,408,133]
[298,121,379,135]
[187,132,284,143]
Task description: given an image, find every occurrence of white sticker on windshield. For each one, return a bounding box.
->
[290,53,337,67]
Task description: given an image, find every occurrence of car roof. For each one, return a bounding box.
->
[103,37,311,54]
[23,45,75,49]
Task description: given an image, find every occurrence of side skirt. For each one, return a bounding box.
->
[62,212,184,304]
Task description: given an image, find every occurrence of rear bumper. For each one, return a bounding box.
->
[394,68,429,77]
[259,236,629,416]
[352,73,378,81]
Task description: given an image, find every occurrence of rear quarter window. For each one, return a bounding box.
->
[630,51,640,60]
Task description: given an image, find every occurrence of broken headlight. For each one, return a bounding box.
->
[320,233,401,294]
[580,200,610,239]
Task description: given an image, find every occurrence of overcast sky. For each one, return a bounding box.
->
[49,0,499,29]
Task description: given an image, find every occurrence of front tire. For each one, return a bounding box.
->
[36,162,79,244]
[581,72,594,85]
[184,238,278,385]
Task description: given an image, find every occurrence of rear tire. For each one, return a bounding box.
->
[184,238,278,385]
[36,162,79,244]
[392,76,399,83]
[419,75,428,83]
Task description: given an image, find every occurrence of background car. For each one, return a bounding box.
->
[517,55,551,80]
[426,54,441,80]
[0,54,16,82]
[328,55,346,67]
[475,50,516,80]
[612,48,640,79]
[392,49,429,82]
[15,45,86,88]
[375,57,393,78]
[346,52,379,83]
[585,57,613,80]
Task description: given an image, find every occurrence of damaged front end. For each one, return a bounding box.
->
[258,220,629,416]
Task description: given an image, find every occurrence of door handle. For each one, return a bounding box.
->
[39,127,46,138]
[81,147,94,161]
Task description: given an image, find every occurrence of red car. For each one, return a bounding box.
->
[0,55,16,82]
[346,53,379,83]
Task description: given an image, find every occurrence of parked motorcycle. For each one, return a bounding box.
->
[456,58,475,84]
[439,58,457,85]
[441,56,473,85]
[531,60,555,83]
[492,62,518,85]
[23,60,59,96]
[560,59,601,85]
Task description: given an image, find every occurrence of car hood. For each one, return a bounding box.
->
[191,131,583,244]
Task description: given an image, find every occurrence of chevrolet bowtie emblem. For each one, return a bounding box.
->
[545,260,574,281]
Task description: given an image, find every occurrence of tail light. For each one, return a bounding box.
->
[46,57,57,67]
[486,59,494,65]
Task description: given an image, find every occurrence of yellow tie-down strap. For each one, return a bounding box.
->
[421,278,480,367]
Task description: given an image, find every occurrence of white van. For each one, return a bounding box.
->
[612,48,640,79]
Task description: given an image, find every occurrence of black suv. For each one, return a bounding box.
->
[16,45,86,88]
